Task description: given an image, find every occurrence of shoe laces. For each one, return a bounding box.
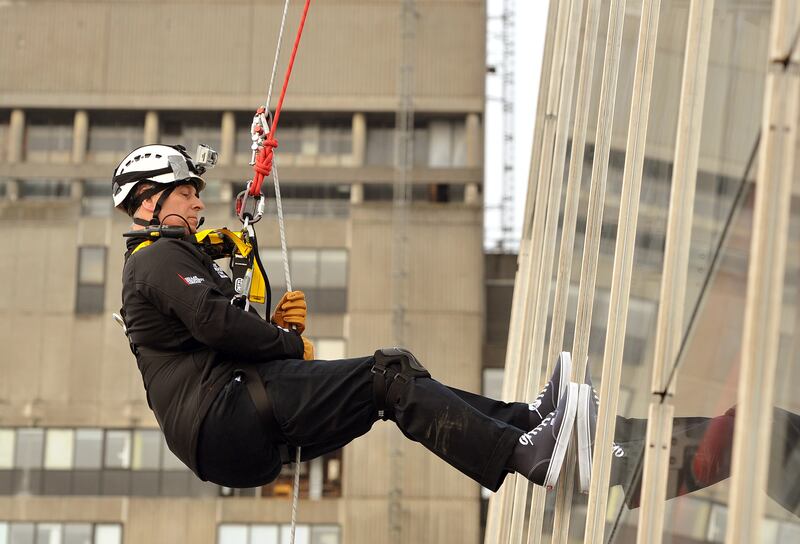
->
[529,410,556,436]
[529,382,550,412]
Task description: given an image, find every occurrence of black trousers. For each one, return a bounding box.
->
[196,356,527,491]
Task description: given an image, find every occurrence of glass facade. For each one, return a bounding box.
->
[261,248,348,314]
[0,427,342,499]
[0,522,122,544]
[75,246,107,315]
[217,523,340,544]
[487,0,800,543]
[24,110,73,164]
[86,110,144,164]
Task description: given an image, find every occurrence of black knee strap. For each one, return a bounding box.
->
[371,347,430,420]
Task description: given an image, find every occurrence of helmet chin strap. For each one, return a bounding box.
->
[132,181,203,231]
[149,185,177,226]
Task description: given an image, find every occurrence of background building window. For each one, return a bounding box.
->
[0,522,122,544]
[0,430,14,469]
[0,110,9,163]
[235,114,353,166]
[161,112,221,157]
[87,111,144,164]
[0,426,340,498]
[25,110,73,164]
[14,429,44,470]
[262,248,348,313]
[18,180,71,199]
[218,523,340,544]
[44,429,74,470]
[365,117,465,167]
[82,180,113,217]
[75,246,107,314]
[314,339,346,360]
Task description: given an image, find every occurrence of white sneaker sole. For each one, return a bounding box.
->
[576,383,592,493]
[543,382,579,490]
[557,351,572,402]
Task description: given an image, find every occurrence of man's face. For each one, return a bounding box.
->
[152,183,205,233]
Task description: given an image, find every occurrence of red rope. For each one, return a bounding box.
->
[250,0,313,197]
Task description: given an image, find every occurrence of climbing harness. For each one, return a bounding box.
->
[121,224,272,309]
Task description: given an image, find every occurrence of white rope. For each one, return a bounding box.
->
[255,2,302,543]
[261,0,292,129]
[272,164,293,292]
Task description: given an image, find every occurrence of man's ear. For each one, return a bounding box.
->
[140,192,160,213]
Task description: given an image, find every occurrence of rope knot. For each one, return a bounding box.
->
[249,138,279,196]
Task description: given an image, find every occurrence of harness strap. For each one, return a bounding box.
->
[239,367,294,465]
[370,363,411,421]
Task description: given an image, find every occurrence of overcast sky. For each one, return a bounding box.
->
[484,1,550,251]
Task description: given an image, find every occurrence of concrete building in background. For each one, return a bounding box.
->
[0,1,486,543]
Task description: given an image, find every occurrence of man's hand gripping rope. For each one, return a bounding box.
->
[272,290,315,361]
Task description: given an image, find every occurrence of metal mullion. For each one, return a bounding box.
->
[636,1,715,542]
[486,1,565,541]
[726,0,800,541]
[523,0,587,541]
[547,0,603,539]
[506,0,575,540]
[522,0,561,239]
[547,0,630,536]
[583,0,663,541]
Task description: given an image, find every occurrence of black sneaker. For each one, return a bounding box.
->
[527,351,572,429]
[517,381,579,490]
[577,373,626,493]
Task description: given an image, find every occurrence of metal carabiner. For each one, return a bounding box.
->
[235,180,266,225]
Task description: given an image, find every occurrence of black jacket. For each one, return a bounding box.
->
[121,236,304,477]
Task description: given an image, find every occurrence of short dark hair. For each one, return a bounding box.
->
[123,181,158,217]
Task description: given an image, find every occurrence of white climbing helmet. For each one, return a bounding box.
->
[112,144,206,211]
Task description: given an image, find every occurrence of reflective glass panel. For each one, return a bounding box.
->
[15,429,44,468]
[290,250,319,289]
[63,524,91,544]
[657,1,773,543]
[19,181,71,199]
[280,525,309,544]
[35,524,61,544]
[249,525,278,544]
[78,247,106,285]
[44,429,74,469]
[315,339,346,360]
[0,430,14,469]
[9,523,33,544]
[103,431,131,469]
[318,250,347,288]
[131,429,161,470]
[310,525,340,544]
[218,525,248,544]
[73,429,102,469]
[93,525,121,544]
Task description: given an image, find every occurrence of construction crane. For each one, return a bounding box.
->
[500,0,516,252]
[486,0,517,251]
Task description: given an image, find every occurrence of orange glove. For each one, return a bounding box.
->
[301,336,315,361]
[272,290,307,334]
